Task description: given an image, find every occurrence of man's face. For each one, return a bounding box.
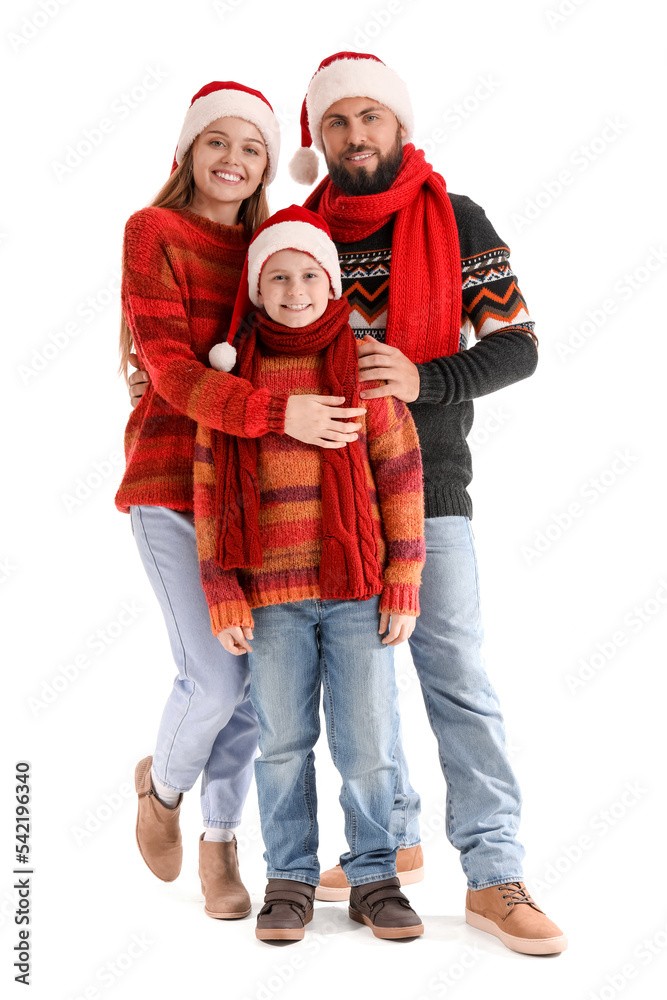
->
[320,97,406,196]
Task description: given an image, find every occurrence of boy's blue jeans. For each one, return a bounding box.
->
[248,594,401,887]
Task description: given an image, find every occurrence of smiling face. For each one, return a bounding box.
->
[257,249,334,328]
[320,96,406,195]
[190,116,267,224]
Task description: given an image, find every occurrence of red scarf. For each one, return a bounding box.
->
[213,297,384,600]
[304,143,462,365]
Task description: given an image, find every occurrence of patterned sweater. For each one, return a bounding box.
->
[114,207,288,513]
[336,193,538,518]
[194,352,425,635]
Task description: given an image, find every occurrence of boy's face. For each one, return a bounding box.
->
[257,249,334,328]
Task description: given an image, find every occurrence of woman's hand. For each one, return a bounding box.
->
[216,625,254,655]
[284,395,366,448]
[128,353,150,408]
[379,612,416,646]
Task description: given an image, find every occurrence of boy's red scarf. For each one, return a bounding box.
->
[304,143,462,364]
[213,297,384,600]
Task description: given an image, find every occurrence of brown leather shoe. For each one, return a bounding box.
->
[316,845,424,901]
[349,877,424,939]
[255,879,315,941]
[199,834,251,919]
[134,756,182,882]
[465,881,567,955]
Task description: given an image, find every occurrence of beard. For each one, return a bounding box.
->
[326,128,404,196]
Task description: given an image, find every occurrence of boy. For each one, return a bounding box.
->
[194,206,425,942]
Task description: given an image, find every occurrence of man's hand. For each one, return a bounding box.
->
[217,625,253,655]
[357,335,420,402]
[285,395,366,448]
[128,352,150,408]
[379,612,416,645]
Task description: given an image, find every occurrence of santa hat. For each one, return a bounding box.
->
[288,51,414,186]
[209,205,342,372]
[172,80,280,183]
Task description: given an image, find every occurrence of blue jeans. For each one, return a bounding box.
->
[130,505,259,827]
[396,516,525,889]
[248,595,400,887]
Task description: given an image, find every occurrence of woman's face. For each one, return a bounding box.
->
[190,116,267,223]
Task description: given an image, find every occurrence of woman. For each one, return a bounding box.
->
[115,80,365,920]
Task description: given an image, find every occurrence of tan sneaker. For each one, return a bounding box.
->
[465,881,567,955]
[315,845,424,901]
[134,756,182,882]
[199,834,252,919]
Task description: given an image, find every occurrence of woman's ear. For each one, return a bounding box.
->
[328,288,334,299]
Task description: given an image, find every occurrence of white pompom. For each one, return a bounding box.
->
[288,147,319,186]
[209,341,237,371]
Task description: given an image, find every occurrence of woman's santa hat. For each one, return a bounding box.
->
[209,205,342,372]
[288,51,414,186]
[172,80,281,183]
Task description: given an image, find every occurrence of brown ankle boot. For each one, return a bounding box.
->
[316,844,424,901]
[255,879,315,941]
[349,877,424,939]
[134,756,182,882]
[198,834,252,919]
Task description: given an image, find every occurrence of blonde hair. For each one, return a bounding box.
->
[118,142,271,381]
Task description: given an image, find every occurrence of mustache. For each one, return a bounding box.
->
[343,144,379,156]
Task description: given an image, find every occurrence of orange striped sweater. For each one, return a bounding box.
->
[114,207,288,514]
[194,351,425,635]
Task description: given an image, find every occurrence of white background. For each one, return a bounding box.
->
[3,0,666,997]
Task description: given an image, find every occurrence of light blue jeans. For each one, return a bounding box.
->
[130,505,259,827]
[395,515,525,889]
[247,595,401,887]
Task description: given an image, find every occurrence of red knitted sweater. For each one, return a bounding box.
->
[194,352,425,634]
[114,207,289,513]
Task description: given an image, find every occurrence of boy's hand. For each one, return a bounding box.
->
[216,625,254,655]
[357,335,420,403]
[128,353,150,408]
[285,395,366,448]
[379,612,416,645]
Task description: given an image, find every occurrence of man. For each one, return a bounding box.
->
[128,52,566,955]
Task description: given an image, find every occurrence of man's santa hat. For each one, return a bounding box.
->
[209,205,342,372]
[288,51,414,186]
[172,80,280,182]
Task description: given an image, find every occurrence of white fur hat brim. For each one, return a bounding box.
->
[307,57,413,154]
[247,220,342,305]
[175,90,280,184]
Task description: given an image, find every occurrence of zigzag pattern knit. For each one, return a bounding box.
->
[194,352,425,635]
[114,207,289,513]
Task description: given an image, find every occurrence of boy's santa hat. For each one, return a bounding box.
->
[288,52,414,186]
[172,80,280,183]
[209,205,342,372]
